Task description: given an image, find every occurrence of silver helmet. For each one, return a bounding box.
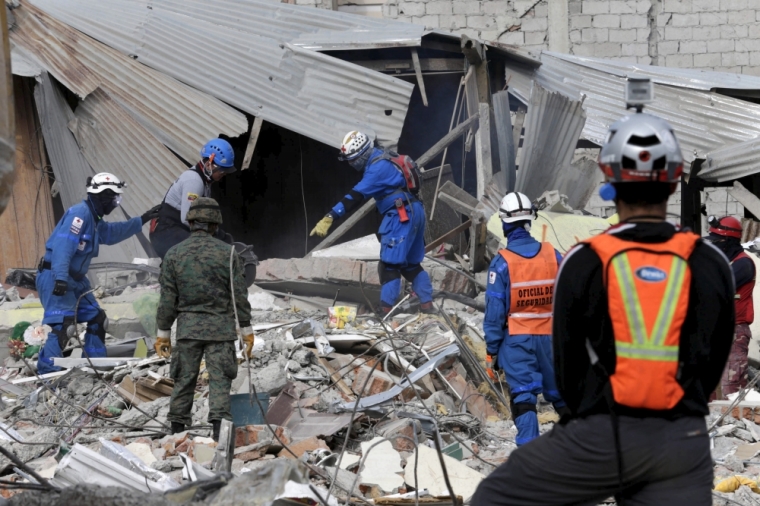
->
[598,113,683,183]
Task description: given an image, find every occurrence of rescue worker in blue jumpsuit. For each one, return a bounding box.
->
[484,191,568,446]
[37,173,161,373]
[310,131,434,313]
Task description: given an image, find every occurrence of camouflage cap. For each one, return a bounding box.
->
[186,197,223,224]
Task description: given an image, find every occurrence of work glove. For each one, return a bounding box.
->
[241,326,255,360]
[141,204,162,225]
[52,280,68,296]
[489,354,500,371]
[310,215,334,238]
[155,335,172,358]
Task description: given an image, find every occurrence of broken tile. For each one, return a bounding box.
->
[359,437,404,494]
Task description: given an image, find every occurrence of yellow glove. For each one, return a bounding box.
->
[241,326,255,360]
[155,332,171,358]
[310,215,333,237]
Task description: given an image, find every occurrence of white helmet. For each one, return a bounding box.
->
[338,131,371,161]
[499,192,535,223]
[86,172,127,194]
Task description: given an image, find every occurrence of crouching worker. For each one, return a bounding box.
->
[154,198,254,441]
[37,173,160,373]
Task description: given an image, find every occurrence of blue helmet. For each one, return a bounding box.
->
[200,139,235,170]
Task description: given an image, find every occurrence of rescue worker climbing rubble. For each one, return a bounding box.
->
[483,191,567,447]
[155,197,253,442]
[310,131,434,314]
[37,173,161,374]
[149,138,237,259]
[473,112,735,505]
[706,215,756,398]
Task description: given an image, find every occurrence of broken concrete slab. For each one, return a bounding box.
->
[359,436,404,494]
[404,444,484,501]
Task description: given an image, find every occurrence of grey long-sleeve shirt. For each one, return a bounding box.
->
[164,169,211,226]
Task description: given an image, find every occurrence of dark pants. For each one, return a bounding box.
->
[150,225,190,260]
[472,414,712,506]
[720,323,751,396]
[168,339,238,426]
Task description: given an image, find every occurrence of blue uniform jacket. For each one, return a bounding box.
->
[484,226,562,355]
[331,148,407,217]
[43,199,143,282]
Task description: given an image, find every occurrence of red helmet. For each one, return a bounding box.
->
[708,216,742,239]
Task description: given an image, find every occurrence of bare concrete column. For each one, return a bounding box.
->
[548,0,569,53]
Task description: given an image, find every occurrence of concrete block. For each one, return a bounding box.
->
[636,0,652,13]
[680,40,707,53]
[750,24,760,38]
[692,25,721,40]
[708,39,735,52]
[452,0,473,14]
[657,40,680,55]
[569,29,582,43]
[699,11,728,25]
[525,31,547,44]
[691,0,718,11]
[620,14,648,28]
[582,27,609,42]
[729,9,756,24]
[480,29,501,40]
[582,1,610,14]
[622,42,649,56]
[664,26,692,40]
[571,43,596,56]
[482,1,510,15]
[383,4,399,17]
[751,0,760,7]
[637,55,652,64]
[426,1,452,14]
[496,14,520,29]
[419,14,440,27]
[722,24,749,39]
[521,16,548,31]
[637,27,651,39]
[657,12,672,26]
[750,51,760,66]
[723,51,750,66]
[609,28,637,42]
[571,14,593,28]
[694,52,722,67]
[592,13,620,27]
[721,0,749,8]
[569,0,582,15]
[467,14,495,28]
[662,0,691,12]
[671,13,700,25]
[665,53,693,67]
[498,30,525,44]
[399,2,426,16]
[609,0,636,13]
[534,2,548,16]
[736,38,760,52]
[742,65,760,76]
[594,41,622,57]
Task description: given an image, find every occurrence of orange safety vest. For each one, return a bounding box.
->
[498,243,558,335]
[585,231,699,410]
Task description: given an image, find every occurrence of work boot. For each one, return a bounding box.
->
[419,302,437,314]
[212,420,222,442]
[171,422,185,435]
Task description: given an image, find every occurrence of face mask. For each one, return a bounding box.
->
[100,193,121,215]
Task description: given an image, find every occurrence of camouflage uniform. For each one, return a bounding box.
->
[157,198,251,426]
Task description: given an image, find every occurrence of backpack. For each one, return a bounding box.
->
[375,149,422,197]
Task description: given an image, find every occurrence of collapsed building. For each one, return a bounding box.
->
[4,0,760,504]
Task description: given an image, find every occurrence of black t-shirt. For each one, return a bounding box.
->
[553,221,736,419]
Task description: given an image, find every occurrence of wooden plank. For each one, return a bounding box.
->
[438,193,477,217]
[425,219,472,253]
[729,181,760,221]
[319,357,355,399]
[242,116,264,171]
[410,48,428,107]
[475,103,493,199]
[469,212,488,273]
[493,90,516,192]
[0,6,13,220]
[308,198,376,254]
[417,113,479,168]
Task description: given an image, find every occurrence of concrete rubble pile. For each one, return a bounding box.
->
[0,266,537,505]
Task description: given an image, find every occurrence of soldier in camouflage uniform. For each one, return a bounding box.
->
[155,197,255,441]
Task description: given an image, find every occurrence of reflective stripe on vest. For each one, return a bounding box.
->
[585,231,699,411]
[498,243,558,335]
[610,253,687,362]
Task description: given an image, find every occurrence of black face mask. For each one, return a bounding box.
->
[90,190,120,217]
[709,234,743,259]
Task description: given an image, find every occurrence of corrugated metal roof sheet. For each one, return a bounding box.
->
[548,53,760,92]
[9,43,41,77]
[69,88,187,219]
[506,53,760,170]
[701,137,760,182]
[34,72,146,262]
[29,0,414,149]
[11,2,248,164]
[516,82,597,209]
